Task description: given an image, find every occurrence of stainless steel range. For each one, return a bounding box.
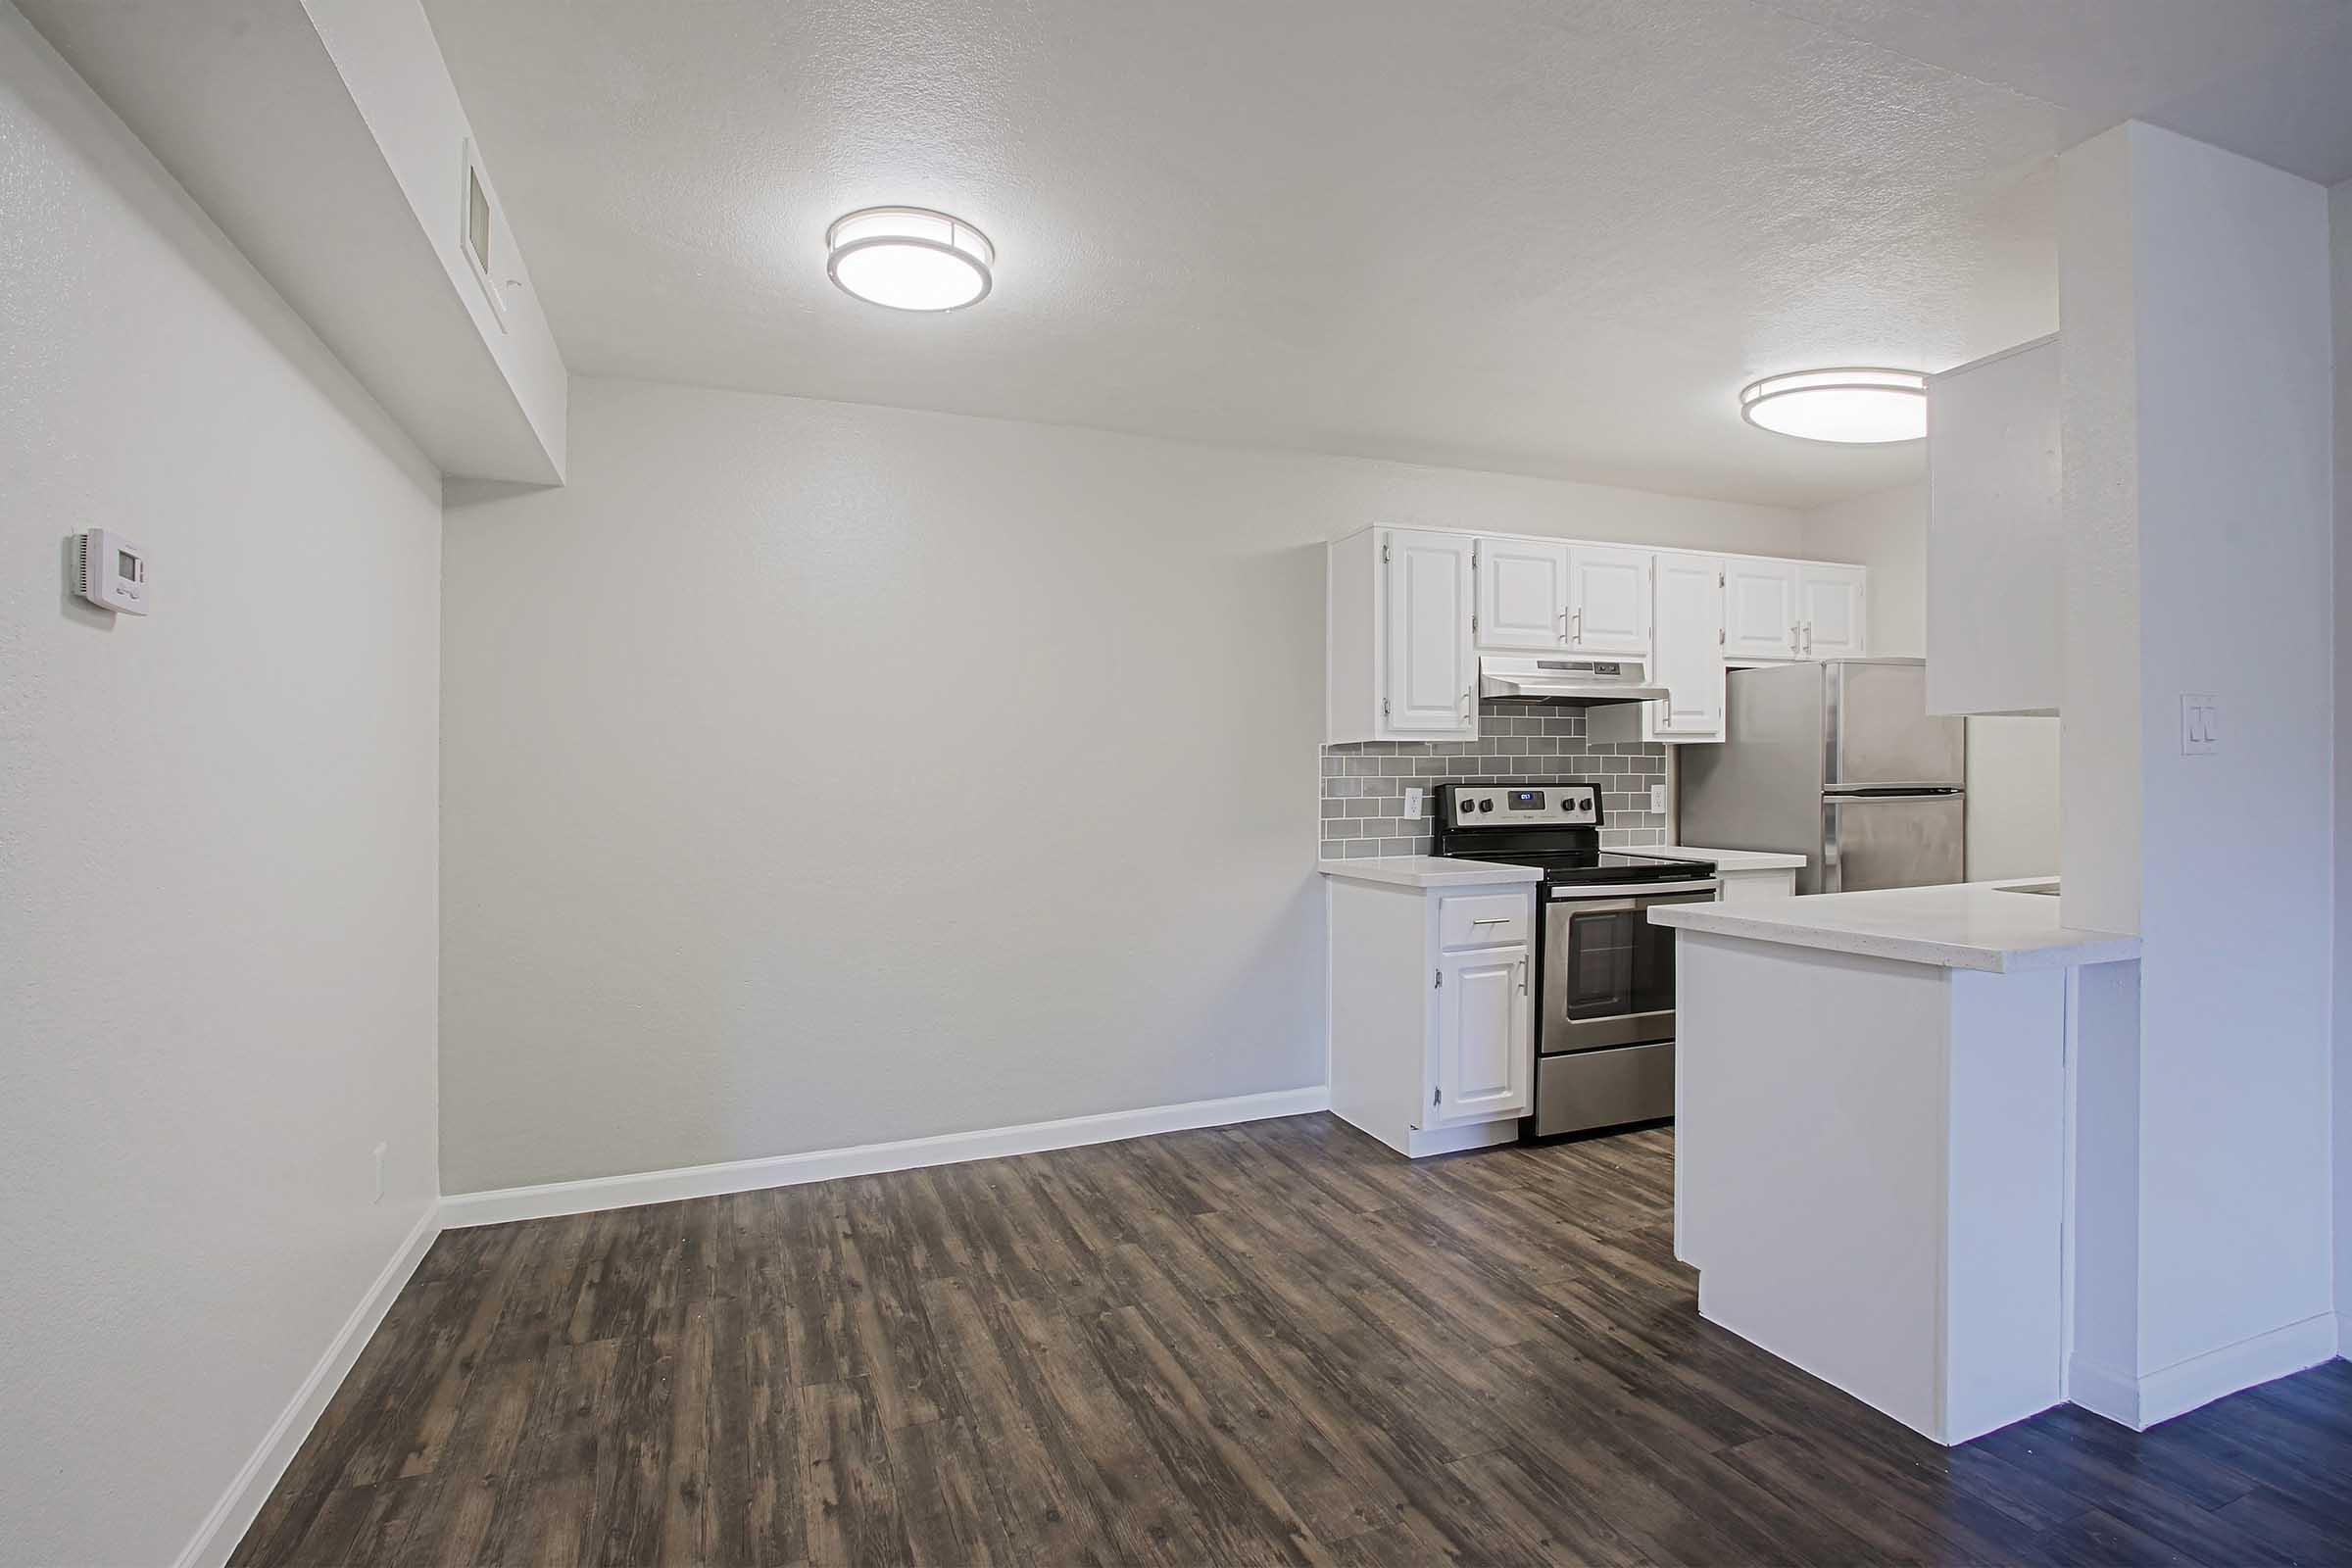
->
[1432,782,1718,1138]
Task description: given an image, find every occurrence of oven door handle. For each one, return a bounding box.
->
[1547,879,1721,900]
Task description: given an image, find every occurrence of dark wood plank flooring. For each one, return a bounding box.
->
[235,1114,2352,1566]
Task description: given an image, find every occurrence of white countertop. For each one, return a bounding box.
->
[1647,879,2141,972]
[1639,845,1809,873]
[1319,844,1798,889]
[1316,856,1544,889]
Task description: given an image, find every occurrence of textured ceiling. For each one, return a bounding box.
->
[421,0,2352,506]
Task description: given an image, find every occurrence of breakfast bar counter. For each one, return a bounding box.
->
[1648,880,2138,1445]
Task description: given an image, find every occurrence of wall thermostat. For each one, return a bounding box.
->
[75,529,149,614]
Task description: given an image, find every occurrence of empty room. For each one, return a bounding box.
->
[6,1,2352,1565]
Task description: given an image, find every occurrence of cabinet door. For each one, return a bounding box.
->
[1434,947,1533,1125]
[1474,538,1570,650]
[1928,338,2058,714]
[1723,558,1800,660]
[1798,564,1867,658]
[1383,530,1476,736]
[1568,545,1653,656]
[1650,553,1726,736]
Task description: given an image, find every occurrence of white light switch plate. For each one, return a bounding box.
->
[2180,693,2218,756]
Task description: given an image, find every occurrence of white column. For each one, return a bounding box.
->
[2059,122,2337,1425]
[2331,175,2352,1352]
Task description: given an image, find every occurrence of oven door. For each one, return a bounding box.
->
[1541,881,1719,1054]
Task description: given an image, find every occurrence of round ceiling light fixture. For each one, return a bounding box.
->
[1738,367,1929,444]
[826,207,993,312]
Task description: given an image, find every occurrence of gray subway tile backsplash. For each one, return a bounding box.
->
[1318,700,1667,860]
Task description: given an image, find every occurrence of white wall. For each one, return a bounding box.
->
[2333,175,2350,1342]
[439,376,1803,1194]
[0,12,442,1565]
[1802,479,1928,657]
[2060,122,2335,1410]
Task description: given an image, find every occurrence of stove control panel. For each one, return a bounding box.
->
[1442,783,1600,826]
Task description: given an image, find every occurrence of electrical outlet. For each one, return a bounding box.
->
[372,1142,388,1204]
[1648,783,1667,814]
[2180,694,2218,756]
[1403,786,1427,818]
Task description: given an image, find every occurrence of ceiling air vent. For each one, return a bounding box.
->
[459,139,509,333]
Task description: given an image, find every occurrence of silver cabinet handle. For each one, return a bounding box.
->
[1803,620,1814,656]
[1571,609,1583,644]
[1471,916,1510,925]
[1790,622,1802,655]
[1517,956,1529,994]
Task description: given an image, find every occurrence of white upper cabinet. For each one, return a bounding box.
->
[1329,526,1858,744]
[1723,557,1866,661]
[1723,557,1801,659]
[1652,554,1727,735]
[1927,336,2060,715]
[1797,564,1867,659]
[1329,527,1477,742]
[1589,550,1726,745]
[1384,530,1477,736]
[1473,537,1570,650]
[1567,544,1653,656]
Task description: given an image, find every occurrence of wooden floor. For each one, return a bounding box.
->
[236,1114,2352,1567]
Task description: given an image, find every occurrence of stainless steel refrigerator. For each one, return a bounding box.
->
[1678,659,1966,894]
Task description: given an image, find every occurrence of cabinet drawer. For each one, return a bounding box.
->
[1439,893,1529,949]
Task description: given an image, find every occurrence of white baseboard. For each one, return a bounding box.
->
[2069,1311,2338,1431]
[441,1084,1334,1228]
[2065,1352,2144,1429]
[1403,1118,1521,1158]
[173,1203,442,1568]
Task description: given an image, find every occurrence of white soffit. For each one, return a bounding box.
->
[19,0,569,485]
[420,0,2349,505]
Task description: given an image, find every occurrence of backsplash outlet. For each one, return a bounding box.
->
[1321,700,1668,859]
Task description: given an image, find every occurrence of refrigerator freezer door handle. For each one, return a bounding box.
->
[1822,785,1965,799]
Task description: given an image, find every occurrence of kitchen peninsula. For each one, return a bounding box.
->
[1650,881,2139,1445]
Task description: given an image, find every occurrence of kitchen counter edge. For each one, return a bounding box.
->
[1316,856,1544,889]
[1640,845,1809,872]
[1646,881,2141,972]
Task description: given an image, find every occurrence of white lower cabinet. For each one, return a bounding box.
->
[1435,947,1533,1125]
[1327,877,1536,1156]
[1717,866,1797,902]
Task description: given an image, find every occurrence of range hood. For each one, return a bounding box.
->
[1478,655,1669,706]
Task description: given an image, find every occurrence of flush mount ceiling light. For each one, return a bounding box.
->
[825,207,993,312]
[1739,368,1929,444]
